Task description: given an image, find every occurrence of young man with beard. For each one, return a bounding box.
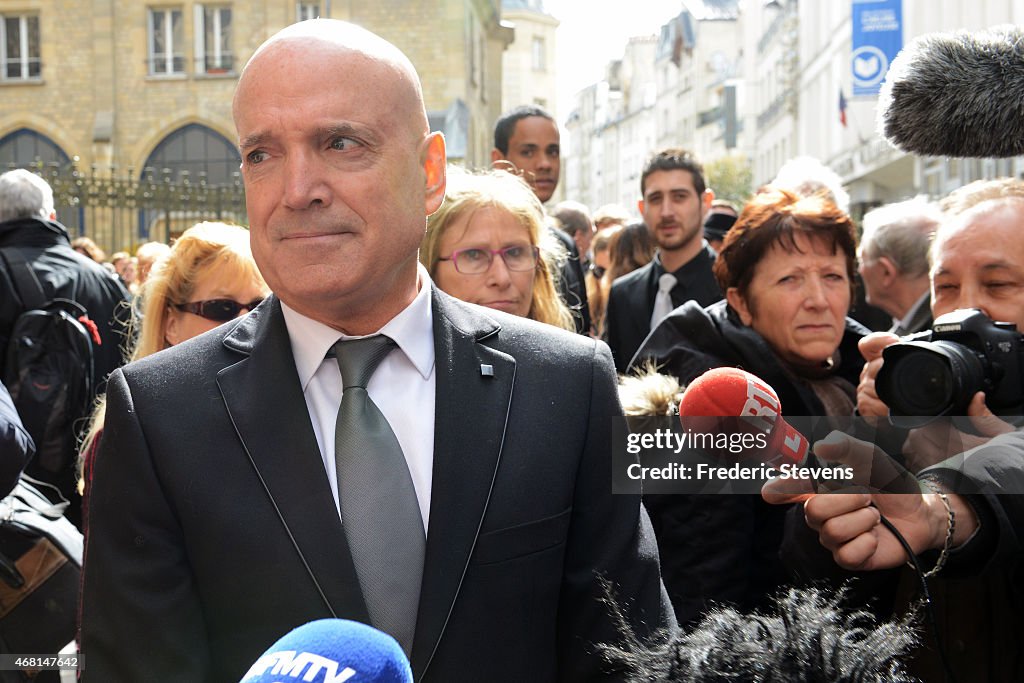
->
[604,149,722,372]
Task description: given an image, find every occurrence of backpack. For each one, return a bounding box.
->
[0,248,99,495]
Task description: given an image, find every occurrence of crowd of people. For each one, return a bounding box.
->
[0,16,1022,683]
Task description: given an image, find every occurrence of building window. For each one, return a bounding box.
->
[195,5,233,73]
[148,8,184,75]
[296,2,319,21]
[139,123,243,239]
[0,129,79,232]
[531,36,545,71]
[1,14,40,81]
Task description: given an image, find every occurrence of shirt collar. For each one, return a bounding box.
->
[654,241,713,279]
[282,264,436,391]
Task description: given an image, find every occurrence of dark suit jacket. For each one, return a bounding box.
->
[80,288,673,682]
[888,293,932,336]
[603,246,721,373]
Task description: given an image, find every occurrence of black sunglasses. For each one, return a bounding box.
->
[173,298,264,322]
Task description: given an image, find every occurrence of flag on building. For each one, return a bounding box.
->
[839,88,848,127]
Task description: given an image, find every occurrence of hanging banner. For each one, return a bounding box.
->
[851,0,902,96]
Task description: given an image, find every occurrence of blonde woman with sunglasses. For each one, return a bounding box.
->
[79,222,268,486]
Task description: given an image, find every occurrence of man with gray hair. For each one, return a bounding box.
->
[0,169,129,525]
[858,197,940,335]
[0,168,56,223]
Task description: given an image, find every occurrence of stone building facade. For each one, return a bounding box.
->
[0,0,510,249]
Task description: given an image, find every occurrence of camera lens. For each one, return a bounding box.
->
[890,350,954,415]
[876,340,986,425]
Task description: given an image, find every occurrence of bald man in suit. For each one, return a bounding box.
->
[80,19,673,682]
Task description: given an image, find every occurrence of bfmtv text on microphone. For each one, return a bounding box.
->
[610,414,1024,496]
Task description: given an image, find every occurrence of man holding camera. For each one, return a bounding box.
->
[770,178,1024,680]
[857,179,1024,468]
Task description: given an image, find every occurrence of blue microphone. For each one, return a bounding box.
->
[239,619,412,683]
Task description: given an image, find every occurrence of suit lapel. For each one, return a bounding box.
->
[216,297,369,623]
[907,294,932,334]
[215,291,513,671]
[629,261,659,333]
[411,289,514,679]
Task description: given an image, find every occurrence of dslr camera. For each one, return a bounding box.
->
[875,308,1024,427]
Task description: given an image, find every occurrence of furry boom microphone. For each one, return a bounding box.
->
[878,25,1024,158]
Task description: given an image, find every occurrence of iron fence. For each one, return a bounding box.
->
[7,158,247,253]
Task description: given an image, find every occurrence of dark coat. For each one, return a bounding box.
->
[635,300,868,416]
[0,381,33,498]
[895,431,1024,681]
[0,217,129,526]
[81,287,674,682]
[631,300,868,625]
[0,217,130,384]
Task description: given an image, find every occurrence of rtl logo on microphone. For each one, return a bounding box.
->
[738,373,780,418]
[737,374,808,468]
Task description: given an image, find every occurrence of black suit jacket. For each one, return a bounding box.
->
[80,288,673,682]
[888,293,932,336]
[603,246,721,373]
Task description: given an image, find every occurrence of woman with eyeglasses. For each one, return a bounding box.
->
[420,167,574,331]
[79,221,268,485]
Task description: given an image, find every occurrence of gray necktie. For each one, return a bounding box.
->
[333,335,424,655]
[650,272,678,329]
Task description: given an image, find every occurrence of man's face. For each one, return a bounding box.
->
[495,116,560,203]
[639,169,709,253]
[234,38,445,331]
[931,200,1024,329]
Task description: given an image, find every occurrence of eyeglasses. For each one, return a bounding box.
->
[173,298,264,322]
[438,245,540,275]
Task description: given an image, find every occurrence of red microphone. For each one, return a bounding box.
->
[677,367,809,467]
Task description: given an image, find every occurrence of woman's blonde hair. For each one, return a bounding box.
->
[421,167,574,331]
[80,222,266,475]
[129,222,264,361]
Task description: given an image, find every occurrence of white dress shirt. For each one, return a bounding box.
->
[281,267,436,531]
